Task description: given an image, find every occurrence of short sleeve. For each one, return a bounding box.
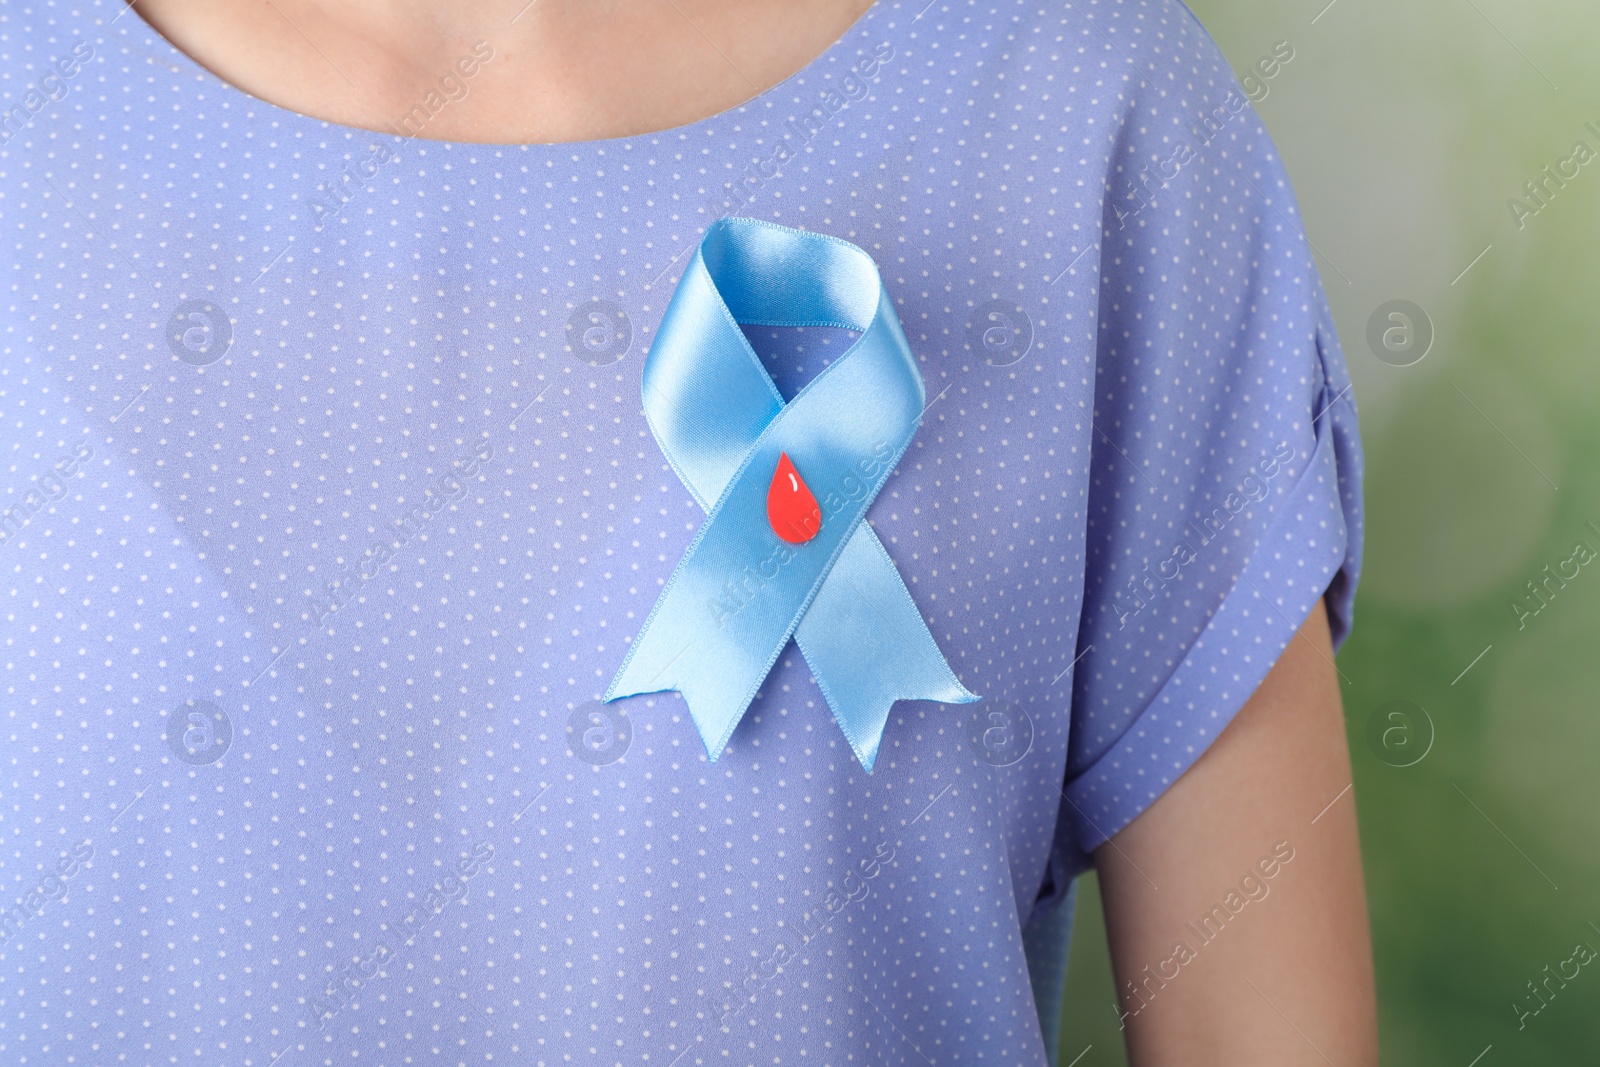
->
[1050,57,1366,877]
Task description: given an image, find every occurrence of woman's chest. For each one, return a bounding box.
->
[4,123,1109,729]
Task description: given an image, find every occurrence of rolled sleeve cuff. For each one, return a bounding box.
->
[1064,390,1354,852]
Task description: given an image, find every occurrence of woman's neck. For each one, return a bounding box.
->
[130,0,875,143]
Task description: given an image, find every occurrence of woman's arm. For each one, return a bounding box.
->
[1095,597,1378,1065]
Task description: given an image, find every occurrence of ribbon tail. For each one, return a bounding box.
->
[795,526,979,772]
[605,629,765,764]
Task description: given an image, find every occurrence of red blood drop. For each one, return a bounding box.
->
[767,452,823,544]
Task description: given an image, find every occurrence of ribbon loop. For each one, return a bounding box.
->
[606,218,978,770]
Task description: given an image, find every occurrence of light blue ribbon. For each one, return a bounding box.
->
[606,218,978,771]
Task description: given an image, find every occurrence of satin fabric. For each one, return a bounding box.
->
[606,218,978,770]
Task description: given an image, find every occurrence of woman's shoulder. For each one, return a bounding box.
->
[873,0,1264,180]
[974,0,1246,113]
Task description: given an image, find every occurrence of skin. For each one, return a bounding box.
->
[1098,599,1378,1065]
[125,3,1379,1060]
[131,0,878,143]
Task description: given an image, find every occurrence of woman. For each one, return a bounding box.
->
[0,0,1376,1062]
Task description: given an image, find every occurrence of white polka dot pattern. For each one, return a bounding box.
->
[0,0,1362,1063]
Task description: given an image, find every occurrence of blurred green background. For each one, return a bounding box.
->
[1059,0,1600,1062]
